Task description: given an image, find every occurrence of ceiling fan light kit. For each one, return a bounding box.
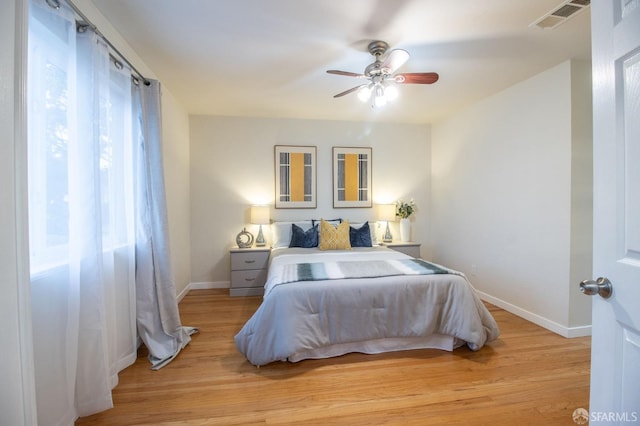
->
[327,40,439,108]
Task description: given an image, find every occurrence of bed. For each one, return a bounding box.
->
[234,220,499,366]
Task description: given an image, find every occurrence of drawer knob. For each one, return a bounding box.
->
[244,259,256,264]
[245,277,255,282]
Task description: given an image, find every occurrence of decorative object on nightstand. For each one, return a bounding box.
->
[378,203,396,243]
[229,247,270,296]
[251,205,270,247]
[235,228,254,248]
[396,199,416,242]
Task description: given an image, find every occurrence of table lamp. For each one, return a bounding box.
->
[251,205,270,247]
[377,204,396,243]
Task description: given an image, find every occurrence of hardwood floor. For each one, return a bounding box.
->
[76,289,591,425]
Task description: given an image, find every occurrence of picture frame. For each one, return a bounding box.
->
[332,146,372,208]
[274,145,317,209]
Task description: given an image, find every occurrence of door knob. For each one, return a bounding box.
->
[579,277,613,299]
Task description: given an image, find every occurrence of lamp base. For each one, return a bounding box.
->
[255,224,266,247]
[383,222,393,243]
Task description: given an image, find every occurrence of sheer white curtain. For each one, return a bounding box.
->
[28,0,196,422]
[28,0,136,422]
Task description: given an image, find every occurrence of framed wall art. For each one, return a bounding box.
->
[333,146,372,208]
[274,145,317,209]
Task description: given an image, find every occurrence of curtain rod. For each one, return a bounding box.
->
[46,0,150,86]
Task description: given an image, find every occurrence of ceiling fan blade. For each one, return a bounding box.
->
[380,49,409,74]
[327,70,367,78]
[333,84,367,98]
[394,72,439,84]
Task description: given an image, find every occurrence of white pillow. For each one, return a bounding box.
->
[271,221,313,248]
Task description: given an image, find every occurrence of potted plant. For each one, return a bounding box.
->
[396,199,416,242]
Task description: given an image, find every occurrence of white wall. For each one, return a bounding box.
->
[431,60,592,337]
[189,116,431,285]
[161,88,192,296]
[568,61,594,328]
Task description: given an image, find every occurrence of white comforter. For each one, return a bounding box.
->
[234,247,500,366]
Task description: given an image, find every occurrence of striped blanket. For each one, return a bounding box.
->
[277,258,449,285]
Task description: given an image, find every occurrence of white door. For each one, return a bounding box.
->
[587,0,640,423]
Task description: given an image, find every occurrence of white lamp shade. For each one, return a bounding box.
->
[377,204,396,222]
[250,205,270,224]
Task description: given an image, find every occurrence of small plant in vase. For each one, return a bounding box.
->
[396,199,416,242]
[396,199,416,219]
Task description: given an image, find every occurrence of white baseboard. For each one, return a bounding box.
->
[565,325,592,338]
[476,290,592,338]
[177,281,230,303]
[177,285,190,302]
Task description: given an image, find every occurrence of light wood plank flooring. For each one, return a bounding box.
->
[76,289,591,425]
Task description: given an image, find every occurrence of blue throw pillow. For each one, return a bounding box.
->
[289,223,318,248]
[349,222,372,247]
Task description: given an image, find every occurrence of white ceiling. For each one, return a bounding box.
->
[91,0,592,124]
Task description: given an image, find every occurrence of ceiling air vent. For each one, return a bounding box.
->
[530,0,590,30]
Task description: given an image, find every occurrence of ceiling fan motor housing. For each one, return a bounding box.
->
[364,41,388,77]
[367,40,389,57]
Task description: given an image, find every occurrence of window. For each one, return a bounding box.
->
[28,5,135,273]
[27,6,75,270]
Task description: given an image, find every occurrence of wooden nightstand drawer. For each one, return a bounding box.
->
[231,269,267,289]
[230,250,270,271]
[229,247,271,296]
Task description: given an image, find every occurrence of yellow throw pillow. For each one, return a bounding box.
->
[319,219,352,250]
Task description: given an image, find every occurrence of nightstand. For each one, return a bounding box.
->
[229,247,270,296]
[383,242,421,258]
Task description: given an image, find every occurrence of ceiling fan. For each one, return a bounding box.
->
[327,40,439,107]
